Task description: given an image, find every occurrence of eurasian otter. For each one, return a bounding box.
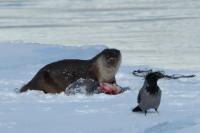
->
[20,48,121,93]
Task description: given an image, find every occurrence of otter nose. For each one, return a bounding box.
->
[109,57,115,62]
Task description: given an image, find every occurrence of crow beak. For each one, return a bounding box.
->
[163,75,171,79]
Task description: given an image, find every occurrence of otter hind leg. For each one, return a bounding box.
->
[20,70,66,94]
[40,71,65,93]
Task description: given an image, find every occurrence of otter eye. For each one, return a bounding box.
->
[105,55,110,58]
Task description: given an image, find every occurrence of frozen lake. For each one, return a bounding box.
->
[0,0,200,70]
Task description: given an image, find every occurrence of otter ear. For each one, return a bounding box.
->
[102,48,109,53]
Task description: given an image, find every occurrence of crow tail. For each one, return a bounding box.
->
[132,105,142,112]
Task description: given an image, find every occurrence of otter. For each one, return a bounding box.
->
[20,48,121,93]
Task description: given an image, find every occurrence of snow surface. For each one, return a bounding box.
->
[0,42,200,133]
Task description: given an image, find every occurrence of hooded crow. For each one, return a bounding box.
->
[132,72,164,115]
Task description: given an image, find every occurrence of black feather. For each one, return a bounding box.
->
[137,92,141,103]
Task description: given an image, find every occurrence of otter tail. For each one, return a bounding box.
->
[19,83,30,93]
[132,105,142,112]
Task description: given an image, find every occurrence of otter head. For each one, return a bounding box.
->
[94,48,121,83]
[100,48,121,68]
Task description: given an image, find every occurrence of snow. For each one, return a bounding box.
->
[0,0,200,132]
[0,42,200,133]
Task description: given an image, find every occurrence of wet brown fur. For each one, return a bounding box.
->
[20,48,121,94]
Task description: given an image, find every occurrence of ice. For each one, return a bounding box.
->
[0,0,200,70]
